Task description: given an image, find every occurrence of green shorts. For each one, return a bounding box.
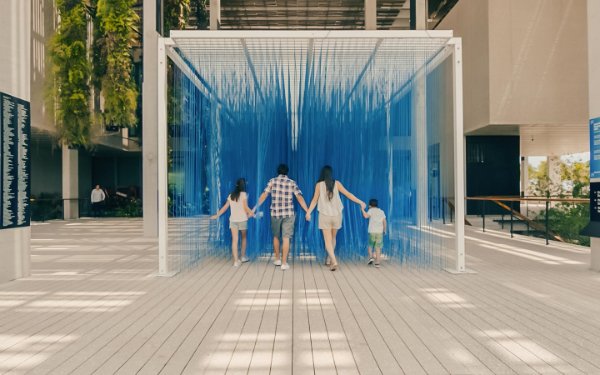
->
[229,220,248,230]
[368,233,383,248]
[271,215,296,238]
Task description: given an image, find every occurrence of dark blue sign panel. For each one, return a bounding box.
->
[0,91,30,230]
[590,117,600,180]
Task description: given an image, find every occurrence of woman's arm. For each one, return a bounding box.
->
[336,182,366,209]
[243,196,255,217]
[305,183,320,221]
[210,200,230,219]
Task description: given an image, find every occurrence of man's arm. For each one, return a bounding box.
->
[254,191,269,212]
[295,193,308,212]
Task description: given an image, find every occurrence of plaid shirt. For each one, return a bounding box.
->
[264,175,302,218]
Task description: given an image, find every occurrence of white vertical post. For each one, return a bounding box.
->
[451,38,466,272]
[210,0,221,30]
[414,0,428,30]
[365,0,377,30]
[143,0,159,238]
[157,37,169,276]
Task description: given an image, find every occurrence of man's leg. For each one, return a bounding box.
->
[273,236,280,261]
[280,215,295,268]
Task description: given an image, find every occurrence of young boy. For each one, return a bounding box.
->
[362,199,387,268]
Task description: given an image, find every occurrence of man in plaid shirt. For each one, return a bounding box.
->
[256,164,308,270]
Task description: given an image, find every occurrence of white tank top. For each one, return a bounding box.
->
[317,181,343,216]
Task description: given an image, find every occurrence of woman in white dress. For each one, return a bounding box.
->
[305,166,366,271]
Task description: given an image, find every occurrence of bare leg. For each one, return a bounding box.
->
[281,237,291,265]
[321,229,337,268]
[231,228,239,264]
[375,246,382,264]
[240,230,247,258]
[367,246,374,259]
[273,236,280,261]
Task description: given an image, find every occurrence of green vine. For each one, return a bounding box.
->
[164,0,191,33]
[48,0,92,147]
[97,0,139,127]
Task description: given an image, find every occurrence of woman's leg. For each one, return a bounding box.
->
[230,227,239,264]
[240,230,247,259]
[321,229,337,267]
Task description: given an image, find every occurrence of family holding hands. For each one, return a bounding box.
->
[211,164,386,271]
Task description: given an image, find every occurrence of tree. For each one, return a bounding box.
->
[48,0,92,147]
[96,0,139,128]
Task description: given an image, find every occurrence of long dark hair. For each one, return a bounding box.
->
[230,178,246,202]
[318,165,335,200]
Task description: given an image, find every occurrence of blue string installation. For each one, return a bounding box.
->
[167,37,456,270]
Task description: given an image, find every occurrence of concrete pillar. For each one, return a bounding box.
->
[210,0,220,30]
[588,0,600,271]
[365,0,377,30]
[520,156,528,196]
[143,0,159,237]
[0,0,31,282]
[62,146,79,219]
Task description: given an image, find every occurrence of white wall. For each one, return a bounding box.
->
[437,0,490,134]
[0,0,31,283]
[437,0,588,147]
[488,0,588,127]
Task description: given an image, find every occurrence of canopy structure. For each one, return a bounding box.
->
[156,30,465,275]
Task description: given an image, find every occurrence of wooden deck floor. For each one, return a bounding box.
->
[1,219,599,374]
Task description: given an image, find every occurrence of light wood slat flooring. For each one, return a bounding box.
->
[0,219,599,374]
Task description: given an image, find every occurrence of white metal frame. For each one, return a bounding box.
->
[157,31,467,275]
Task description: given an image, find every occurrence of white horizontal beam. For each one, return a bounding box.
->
[169,29,453,40]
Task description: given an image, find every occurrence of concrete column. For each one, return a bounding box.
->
[520,156,528,196]
[143,0,159,237]
[210,0,220,30]
[0,0,31,282]
[62,146,79,219]
[588,0,600,271]
[365,0,377,30]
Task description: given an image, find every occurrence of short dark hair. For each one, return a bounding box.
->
[277,164,289,176]
[369,198,378,207]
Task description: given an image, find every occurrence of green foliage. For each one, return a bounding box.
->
[539,203,590,246]
[193,0,209,30]
[97,0,139,127]
[48,0,92,147]
[164,0,191,33]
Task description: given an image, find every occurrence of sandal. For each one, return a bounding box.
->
[330,263,338,271]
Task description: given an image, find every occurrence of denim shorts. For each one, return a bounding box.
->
[271,215,295,238]
[229,220,248,231]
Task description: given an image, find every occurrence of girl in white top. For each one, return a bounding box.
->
[306,166,366,271]
[211,178,254,266]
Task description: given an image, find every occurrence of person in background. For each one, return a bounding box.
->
[211,178,254,267]
[255,164,309,271]
[305,165,366,271]
[90,184,106,217]
[362,198,387,268]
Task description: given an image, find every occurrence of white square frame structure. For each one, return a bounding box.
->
[156,30,466,276]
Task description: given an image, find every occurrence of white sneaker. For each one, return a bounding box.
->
[233,260,242,267]
[281,263,290,271]
[367,258,374,265]
[241,256,249,263]
[273,259,282,266]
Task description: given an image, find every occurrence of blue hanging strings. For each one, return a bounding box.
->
[167,37,454,269]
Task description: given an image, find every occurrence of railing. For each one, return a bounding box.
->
[466,196,589,246]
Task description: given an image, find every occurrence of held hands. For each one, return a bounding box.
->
[305,212,311,222]
[359,201,367,210]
